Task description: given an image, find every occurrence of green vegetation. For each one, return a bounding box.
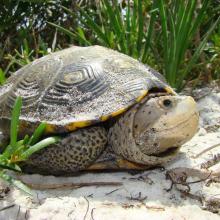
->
[0,97,60,194]
[0,68,6,85]
[156,0,219,90]
[0,0,76,74]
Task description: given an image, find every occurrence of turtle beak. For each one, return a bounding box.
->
[175,96,198,117]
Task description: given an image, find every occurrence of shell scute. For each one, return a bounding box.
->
[0,46,174,134]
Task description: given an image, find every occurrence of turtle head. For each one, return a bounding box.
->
[133,95,199,155]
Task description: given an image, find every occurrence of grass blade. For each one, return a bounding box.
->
[178,0,209,61]
[28,122,46,146]
[189,0,209,38]
[126,0,131,54]
[0,164,21,172]
[10,97,22,147]
[137,0,144,56]
[158,0,169,76]
[178,16,220,90]
[0,68,6,85]
[167,10,177,86]
[103,0,126,52]
[176,0,196,68]
[131,0,138,56]
[47,21,92,46]
[47,22,76,39]
[142,1,158,62]
[0,171,34,196]
[77,27,89,45]
[3,97,22,158]
[21,136,60,160]
[114,0,128,53]
[80,12,109,46]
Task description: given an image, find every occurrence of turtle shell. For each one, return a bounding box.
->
[0,46,174,135]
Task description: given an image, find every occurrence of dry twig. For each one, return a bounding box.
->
[0,204,15,212]
[193,143,220,158]
[22,181,122,190]
[91,208,96,220]
[200,153,220,169]
[145,205,165,211]
[105,188,120,195]
[83,197,90,220]
[15,205,20,220]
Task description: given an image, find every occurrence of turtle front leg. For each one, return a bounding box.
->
[23,126,107,175]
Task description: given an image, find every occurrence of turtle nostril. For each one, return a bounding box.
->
[163,99,172,107]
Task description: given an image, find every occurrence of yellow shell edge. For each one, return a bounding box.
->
[45,88,174,133]
[64,121,93,131]
[135,90,148,102]
[165,86,175,94]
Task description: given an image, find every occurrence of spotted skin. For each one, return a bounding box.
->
[108,103,176,166]
[24,126,107,175]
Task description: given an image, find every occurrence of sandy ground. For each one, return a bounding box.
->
[1,86,220,220]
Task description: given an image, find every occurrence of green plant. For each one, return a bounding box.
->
[0,68,6,85]
[0,0,78,75]
[0,97,60,194]
[49,0,155,61]
[50,0,219,91]
[156,0,220,90]
[203,26,220,80]
[3,38,51,76]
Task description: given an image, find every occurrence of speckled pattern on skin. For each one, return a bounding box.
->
[24,126,107,175]
[108,100,177,166]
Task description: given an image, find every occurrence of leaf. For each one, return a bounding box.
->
[28,122,46,146]
[47,21,92,46]
[0,171,34,196]
[137,0,144,56]
[178,16,220,90]
[3,97,22,158]
[102,0,126,52]
[47,21,76,39]
[21,136,60,159]
[0,163,21,172]
[0,68,6,85]
[158,0,169,74]
[142,1,158,62]
[76,6,110,46]
[76,27,89,45]
[10,97,22,147]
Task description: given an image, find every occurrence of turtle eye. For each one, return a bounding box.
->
[163,99,172,107]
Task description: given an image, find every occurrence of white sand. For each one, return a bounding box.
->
[1,87,220,220]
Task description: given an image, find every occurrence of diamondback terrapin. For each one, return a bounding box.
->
[0,46,199,175]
